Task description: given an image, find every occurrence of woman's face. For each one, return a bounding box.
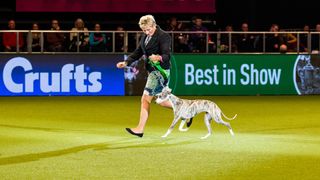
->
[141,25,156,36]
[75,19,84,29]
[32,24,39,30]
[94,24,101,31]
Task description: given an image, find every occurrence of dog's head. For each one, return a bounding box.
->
[155,86,172,104]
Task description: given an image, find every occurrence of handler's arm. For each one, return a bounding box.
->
[125,41,144,66]
[158,33,171,66]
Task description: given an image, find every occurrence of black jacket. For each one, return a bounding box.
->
[125,26,171,72]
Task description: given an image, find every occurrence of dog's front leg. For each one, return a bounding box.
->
[162,116,180,138]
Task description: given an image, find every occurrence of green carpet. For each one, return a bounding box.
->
[0,96,319,179]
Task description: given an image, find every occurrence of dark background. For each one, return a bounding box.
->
[216,0,319,30]
[15,0,215,13]
[0,0,318,31]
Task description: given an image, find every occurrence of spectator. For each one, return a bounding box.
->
[299,25,310,52]
[2,20,24,52]
[28,23,41,52]
[219,25,237,52]
[69,18,89,52]
[89,23,106,52]
[265,24,285,52]
[115,26,126,52]
[166,16,183,31]
[311,24,320,52]
[285,32,297,52]
[235,23,255,52]
[166,17,190,53]
[46,19,65,52]
[189,17,208,53]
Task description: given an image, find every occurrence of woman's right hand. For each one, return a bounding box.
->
[116,61,127,68]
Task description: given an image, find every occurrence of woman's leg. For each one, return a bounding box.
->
[130,94,154,133]
[127,70,171,135]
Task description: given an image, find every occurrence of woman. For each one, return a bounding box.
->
[69,18,89,52]
[89,23,106,52]
[29,23,41,52]
[116,15,172,137]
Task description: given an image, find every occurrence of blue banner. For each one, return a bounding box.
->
[0,54,124,96]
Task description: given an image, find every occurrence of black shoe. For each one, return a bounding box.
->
[125,128,143,138]
[186,118,193,128]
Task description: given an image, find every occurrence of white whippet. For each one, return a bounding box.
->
[156,87,237,139]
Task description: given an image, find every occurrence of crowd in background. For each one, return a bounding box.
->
[1,16,320,53]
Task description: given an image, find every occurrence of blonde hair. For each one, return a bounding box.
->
[138,15,156,29]
[75,18,85,29]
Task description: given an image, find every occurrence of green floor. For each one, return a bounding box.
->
[0,96,319,179]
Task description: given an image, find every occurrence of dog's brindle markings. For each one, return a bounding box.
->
[156,87,237,139]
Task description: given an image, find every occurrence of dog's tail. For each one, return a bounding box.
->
[221,112,237,120]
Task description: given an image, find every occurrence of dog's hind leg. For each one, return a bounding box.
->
[223,122,234,136]
[179,118,189,132]
[201,113,212,139]
[162,116,180,138]
[216,115,234,136]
